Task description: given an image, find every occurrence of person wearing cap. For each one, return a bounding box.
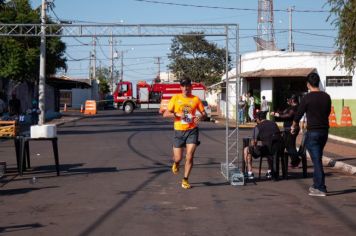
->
[243,110,282,180]
[163,77,207,189]
[291,73,331,197]
[270,94,300,167]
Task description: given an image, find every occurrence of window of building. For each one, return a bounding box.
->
[326,76,353,87]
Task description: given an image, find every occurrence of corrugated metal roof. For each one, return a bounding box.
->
[47,76,92,89]
[240,68,316,78]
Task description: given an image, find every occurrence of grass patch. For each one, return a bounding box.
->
[329,126,356,140]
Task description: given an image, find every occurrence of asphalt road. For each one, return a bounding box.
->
[1,109,356,236]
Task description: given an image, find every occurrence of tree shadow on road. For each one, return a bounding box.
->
[3,163,119,185]
[0,223,44,234]
[0,186,59,196]
[326,188,356,196]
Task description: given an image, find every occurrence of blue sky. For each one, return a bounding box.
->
[31,0,337,82]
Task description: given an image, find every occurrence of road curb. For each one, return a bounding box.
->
[323,155,356,175]
[51,116,84,126]
[305,152,356,176]
[328,134,356,145]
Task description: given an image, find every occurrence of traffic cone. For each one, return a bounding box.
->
[80,104,84,113]
[329,106,337,127]
[84,100,97,115]
[340,106,352,127]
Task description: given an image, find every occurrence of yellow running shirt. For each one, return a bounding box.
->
[167,94,205,131]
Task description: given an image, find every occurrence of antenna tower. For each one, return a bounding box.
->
[256,0,276,50]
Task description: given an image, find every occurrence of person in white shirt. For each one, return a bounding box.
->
[247,92,255,122]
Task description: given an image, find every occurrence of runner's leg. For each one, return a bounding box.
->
[184,143,197,178]
[173,147,183,164]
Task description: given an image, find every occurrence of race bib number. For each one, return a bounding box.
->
[181,113,193,124]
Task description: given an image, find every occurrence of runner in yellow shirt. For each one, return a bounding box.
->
[163,77,207,189]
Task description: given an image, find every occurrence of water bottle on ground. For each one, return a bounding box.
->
[30,176,37,184]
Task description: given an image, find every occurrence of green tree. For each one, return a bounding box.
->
[97,67,111,95]
[327,0,356,72]
[96,67,119,95]
[168,32,231,86]
[0,0,67,83]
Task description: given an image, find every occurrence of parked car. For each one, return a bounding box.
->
[195,100,212,121]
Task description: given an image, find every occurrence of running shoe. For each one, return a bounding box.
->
[181,178,191,189]
[247,172,255,180]
[308,187,326,197]
[265,171,272,179]
[171,162,179,174]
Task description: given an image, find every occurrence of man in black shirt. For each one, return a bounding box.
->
[244,110,282,180]
[292,73,331,197]
[271,95,300,167]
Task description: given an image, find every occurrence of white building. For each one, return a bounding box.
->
[159,71,177,83]
[213,50,355,124]
[55,76,94,109]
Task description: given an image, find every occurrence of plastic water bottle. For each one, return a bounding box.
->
[230,171,245,186]
[30,176,37,184]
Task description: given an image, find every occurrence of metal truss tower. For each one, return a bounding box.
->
[256,0,276,51]
[0,23,242,185]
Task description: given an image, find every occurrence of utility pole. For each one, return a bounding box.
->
[91,37,99,100]
[38,0,47,125]
[154,57,162,80]
[288,6,295,52]
[120,50,124,81]
[92,37,96,80]
[88,51,92,79]
[109,32,115,92]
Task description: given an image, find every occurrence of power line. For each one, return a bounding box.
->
[49,6,89,46]
[294,43,336,49]
[293,30,336,38]
[133,0,329,13]
[96,38,111,59]
[65,52,90,61]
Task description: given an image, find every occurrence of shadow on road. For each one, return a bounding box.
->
[0,186,59,196]
[327,188,356,196]
[0,223,44,234]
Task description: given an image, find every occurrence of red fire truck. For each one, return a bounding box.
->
[113,80,206,113]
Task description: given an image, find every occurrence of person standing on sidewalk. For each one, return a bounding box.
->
[238,96,246,124]
[247,91,255,122]
[163,77,206,189]
[8,93,21,116]
[291,73,331,197]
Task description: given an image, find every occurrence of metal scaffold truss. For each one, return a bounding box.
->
[0,23,235,37]
[0,22,241,185]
